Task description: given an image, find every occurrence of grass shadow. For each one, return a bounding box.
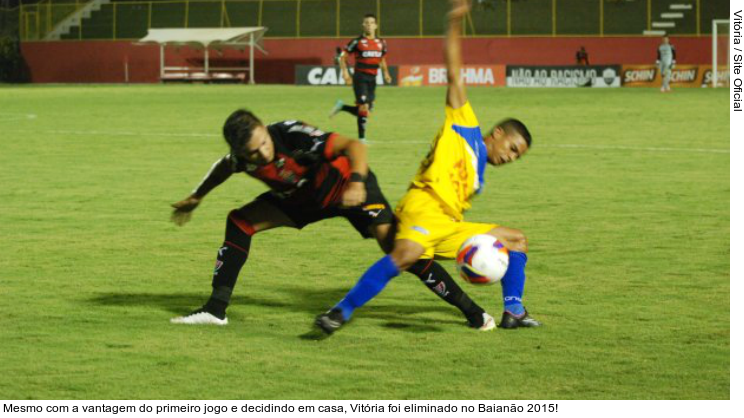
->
[88,292,296,316]
[88,281,468,334]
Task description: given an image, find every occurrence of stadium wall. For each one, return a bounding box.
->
[21,37,713,84]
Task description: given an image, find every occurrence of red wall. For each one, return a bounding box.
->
[21,37,713,84]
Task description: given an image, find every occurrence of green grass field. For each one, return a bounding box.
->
[0,85,729,399]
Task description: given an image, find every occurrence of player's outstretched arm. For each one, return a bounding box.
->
[328,134,368,207]
[170,156,234,226]
[171,195,201,226]
[446,0,470,109]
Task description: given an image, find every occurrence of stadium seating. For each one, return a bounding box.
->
[11,0,730,41]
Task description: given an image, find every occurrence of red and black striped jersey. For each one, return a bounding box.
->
[193,121,352,209]
[345,36,387,76]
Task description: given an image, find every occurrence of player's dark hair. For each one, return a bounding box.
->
[495,118,532,148]
[364,14,377,22]
[223,109,263,152]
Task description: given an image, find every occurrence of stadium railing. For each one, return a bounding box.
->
[16,0,727,42]
[1,5,20,38]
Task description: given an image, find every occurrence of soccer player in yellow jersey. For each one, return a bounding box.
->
[316,0,540,334]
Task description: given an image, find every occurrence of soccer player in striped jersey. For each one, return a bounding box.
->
[316,0,541,335]
[329,14,392,142]
[169,110,494,329]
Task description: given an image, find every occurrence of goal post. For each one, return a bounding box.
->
[712,19,729,88]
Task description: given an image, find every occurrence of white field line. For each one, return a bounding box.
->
[537,143,730,154]
[373,141,729,154]
[0,129,218,138]
[0,113,37,121]
[0,128,729,154]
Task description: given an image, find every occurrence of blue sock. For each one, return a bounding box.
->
[501,251,527,315]
[335,255,400,321]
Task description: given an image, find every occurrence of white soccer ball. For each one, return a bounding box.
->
[455,235,509,285]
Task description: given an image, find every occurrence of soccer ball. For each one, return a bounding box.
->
[455,235,509,285]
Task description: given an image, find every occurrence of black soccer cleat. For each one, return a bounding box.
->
[315,308,346,335]
[464,306,496,331]
[498,309,542,329]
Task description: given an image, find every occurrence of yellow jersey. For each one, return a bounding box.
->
[408,101,487,220]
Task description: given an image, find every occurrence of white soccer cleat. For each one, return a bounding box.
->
[477,313,496,331]
[328,99,344,118]
[170,310,228,326]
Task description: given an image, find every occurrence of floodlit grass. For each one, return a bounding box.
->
[0,84,729,399]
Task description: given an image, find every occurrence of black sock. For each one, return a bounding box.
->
[341,105,358,116]
[357,114,367,139]
[407,259,485,326]
[204,213,253,318]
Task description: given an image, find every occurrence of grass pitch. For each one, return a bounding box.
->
[0,85,729,399]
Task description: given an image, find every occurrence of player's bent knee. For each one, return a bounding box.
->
[489,227,528,253]
[501,229,527,253]
[390,245,424,271]
[228,210,257,237]
[511,230,528,253]
[372,224,395,254]
[512,229,527,243]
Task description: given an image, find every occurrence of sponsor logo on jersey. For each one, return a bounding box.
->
[411,226,430,235]
[362,203,386,218]
[288,123,326,137]
[362,204,386,211]
[360,51,383,58]
[279,169,297,183]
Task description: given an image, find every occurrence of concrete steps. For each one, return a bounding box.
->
[646,2,694,36]
[44,0,111,40]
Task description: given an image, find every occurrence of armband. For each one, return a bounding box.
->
[349,172,365,183]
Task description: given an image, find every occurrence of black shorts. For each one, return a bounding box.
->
[256,170,393,238]
[353,71,377,107]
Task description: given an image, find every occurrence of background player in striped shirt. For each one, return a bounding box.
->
[329,14,392,142]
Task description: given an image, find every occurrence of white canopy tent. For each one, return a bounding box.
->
[137,27,268,84]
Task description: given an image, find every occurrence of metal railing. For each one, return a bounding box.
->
[13,0,86,40]
[9,0,723,41]
[0,5,20,37]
